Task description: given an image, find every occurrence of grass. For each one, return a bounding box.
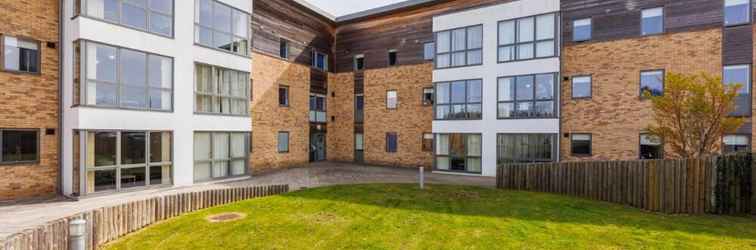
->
[105,184,756,249]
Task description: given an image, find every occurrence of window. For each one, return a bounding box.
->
[435,79,482,120]
[498,73,556,119]
[423,42,435,60]
[278,85,289,107]
[81,41,173,111]
[355,94,364,123]
[355,133,364,151]
[435,134,481,173]
[640,70,664,97]
[277,132,289,153]
[388,49,398,66]
[641,7,664,35]
[3,36,40,73]
[422,87,434,105]
[723,135,750,153]
[193,132,248,182]
[312,50,328,71]
[0,129,38,164]
[279,39,288,59]
[570,134,592,156]
[83,0,174,37]
[194,0,249,56]
[354,54,365,71]
[640,134,663,159]
[724,0,751,26]
[86,131,172,193]
[724,65,752,116]
[422,133,434,152]
[435,25,483,69]
[310,94,326,123]
[386,90,398,109]
[573,18,592,42]
[195,63,249,115]
[498,13,556,62]
[386,133,398,153]
[571,76,592,99]
[497,134,556,163]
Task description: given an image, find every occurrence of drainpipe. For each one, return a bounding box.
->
[57,0,65,199]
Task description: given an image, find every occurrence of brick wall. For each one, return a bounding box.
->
[326,72,355,162]
[561,28,723,161]
[362,63,434,168]
[0,0,60,201]
[250,52,310,173]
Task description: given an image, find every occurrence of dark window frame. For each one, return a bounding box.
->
[309,93,327,123]
[497,73,558,119]
[497,133,557,163]
[194,62,250,116]
[422,132,434,152]
[639,133,664,160]
[570,133,592,156]
[386,90,398,109]
[311,49,328,71]
[724,0,752,27]
[640,7,665,36]
[422,87,434,106]
[78,0,176,38]
[386,132,398,153]
[423,42,435,61]
[0,129,40,165]
[388,49,398,66]
[192,131,248,183]
[0,35,42,75]
[572,18,592,42]
[354,54,365,71]
[722,134,752,154]
[434,133,483,174]
[278,85,289,107]
[193,0,250,57]
[277,131,290,153]
[279,38,289,60]
[434,79,483,121]
[571,75,592,99]
[723,64,753,117]
[434,24,484,69]
[640,69,665,98]
[497,12,559,63]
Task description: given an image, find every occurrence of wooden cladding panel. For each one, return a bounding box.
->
[252,0,334,68]
[333,0,510,73]
[723,25,754,65]
[562,0,724,45]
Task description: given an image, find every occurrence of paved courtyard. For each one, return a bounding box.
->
[0,162,494,239]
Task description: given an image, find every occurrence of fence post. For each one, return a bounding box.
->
[419,166,425,189]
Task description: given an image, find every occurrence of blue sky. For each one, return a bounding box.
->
[303,0,407,17]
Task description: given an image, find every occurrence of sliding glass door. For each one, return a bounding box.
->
[194,132,249,182]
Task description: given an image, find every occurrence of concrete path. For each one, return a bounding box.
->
[0,162,494,238]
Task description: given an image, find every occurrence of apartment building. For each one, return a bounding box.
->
[1,0,755,201]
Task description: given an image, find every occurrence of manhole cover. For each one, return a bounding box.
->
[205,212,247,223]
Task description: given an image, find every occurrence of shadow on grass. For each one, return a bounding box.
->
[281,183,756,241]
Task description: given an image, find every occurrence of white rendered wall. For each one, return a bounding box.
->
[432,0,560,177]
[61,1,253,195]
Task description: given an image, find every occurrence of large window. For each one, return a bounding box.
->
[312,50,328,71]
[640,70,664,97]
[3,36,40,73]
[0,129,39,164]
[435,25,483,69]
[724,65,752,116]
[85,131,172,193]
[195,63,249,115]
[194,0,249,56]
[497,73,557,119]
[573,18,592,42]
[498,13,556,62]
[725,0,751,26]
[570,134,592,156]
[571,75,592,99]
[641,7,664,35]
[435,79,482,120]
[80,41,173,111]
[435,134,481,174]
[310,94,326,123]
[193,132,248,182]
[640,134,663,159]
[723,135,750,154]
[81,0,174,37]
[497,134,556,164]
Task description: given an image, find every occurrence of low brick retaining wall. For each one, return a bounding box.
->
[0,184,289,250]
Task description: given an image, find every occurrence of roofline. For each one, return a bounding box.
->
[334,0,438,22]
[292,0,337,21]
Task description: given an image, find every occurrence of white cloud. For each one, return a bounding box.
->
[302,0,408,17]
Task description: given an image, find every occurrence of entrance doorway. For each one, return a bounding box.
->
[310,132,326,162]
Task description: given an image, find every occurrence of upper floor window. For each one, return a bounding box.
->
[0,129,39,164]
[3,36,40,73]
[386,90,398,109]
[354,54,365,71]
[422,87,434,105]
[723,134,750,153]
[435,25,483,69]
[278,85,289,107]
[641,7,664,35]
[498,13,556,62]
[312,50,328,71]
[80,41,173,111]
[725,0,751,26]
[571,75,592,99]
[309,94,326,123]
[724,64,752,116]
[388,49,398,66]
[573,18,592,42]
[423,42,435,60]
[195,63,249,115]
[279,39,288,59]
[435,79,482,120]
[83,0,174,37]
[195,0,249,56]
[640,70,664,97]
[497,73,556,119]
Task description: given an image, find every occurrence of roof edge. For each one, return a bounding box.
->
[334,0,438,22]
[292,0,337,21]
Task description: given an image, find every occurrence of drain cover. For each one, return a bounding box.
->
[205,212,247,223]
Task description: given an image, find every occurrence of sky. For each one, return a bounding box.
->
[302,0,408,17]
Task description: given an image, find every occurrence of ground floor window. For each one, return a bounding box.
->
[640,134,663,159]
[497,134,556,164]
[84,130,172,193]
[194,132,249,182]
[723,134,750,154]
[435,133,481,173]
[0,129,39,164]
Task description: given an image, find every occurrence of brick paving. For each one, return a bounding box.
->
[0,162,494,238]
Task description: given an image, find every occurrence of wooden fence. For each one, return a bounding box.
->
[0,184,289,250]
[497,155,755,215]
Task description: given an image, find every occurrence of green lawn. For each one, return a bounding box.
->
[105,184,756,250]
